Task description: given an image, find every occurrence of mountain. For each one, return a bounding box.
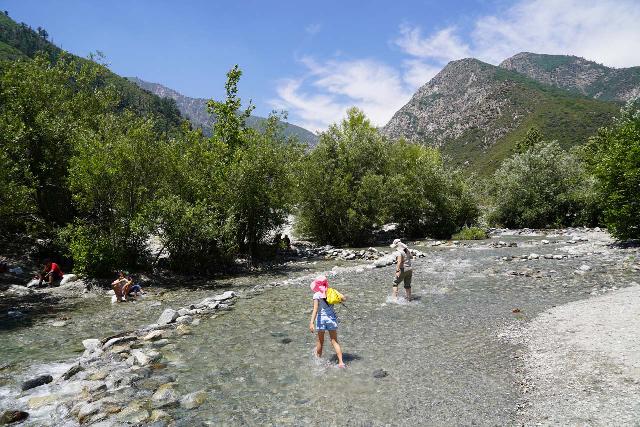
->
[382,57,619,175]
[128,77,318,145]
[500,52,640,102]
[0,12,183,132]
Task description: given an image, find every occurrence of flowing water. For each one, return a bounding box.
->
[1,232,638,425]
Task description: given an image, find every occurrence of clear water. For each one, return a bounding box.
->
[1,235,637,425]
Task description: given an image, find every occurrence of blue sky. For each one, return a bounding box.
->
[5,0,640,131]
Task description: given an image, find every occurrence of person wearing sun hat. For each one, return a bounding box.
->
[308,275,346,367]
[390,238,414,301]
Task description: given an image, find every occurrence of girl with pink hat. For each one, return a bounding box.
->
[309,275,346,368]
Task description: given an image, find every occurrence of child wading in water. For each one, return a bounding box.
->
[309,275,346,368]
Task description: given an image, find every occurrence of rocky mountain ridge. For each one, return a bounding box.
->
[499,52,640,102]
[128,77,318,145]
[382,55,620,174]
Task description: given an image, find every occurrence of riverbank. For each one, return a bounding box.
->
[517,284,640,425]
[1,228,639,425]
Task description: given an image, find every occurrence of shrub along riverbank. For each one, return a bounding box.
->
[1,50,639,277]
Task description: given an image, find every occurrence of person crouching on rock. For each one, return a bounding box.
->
[309,275,346,368]
[36,259,63,287]
[111,271,133,302]
[390,239,413,302]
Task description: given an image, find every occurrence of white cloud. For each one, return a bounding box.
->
[395,25,471,62]
[471,0,640,67]
[270,57,412,131]
[275,0,640,131]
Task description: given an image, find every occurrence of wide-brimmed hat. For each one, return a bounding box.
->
[390,238,406,249]
[310,275,329,296]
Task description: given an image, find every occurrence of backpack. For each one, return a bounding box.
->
[325,288,344,305]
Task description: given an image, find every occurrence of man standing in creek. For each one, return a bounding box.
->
[390,238,414,301]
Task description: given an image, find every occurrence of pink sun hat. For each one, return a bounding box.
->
[310,275,329,296]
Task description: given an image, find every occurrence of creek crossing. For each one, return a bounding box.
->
[0,230,638,425]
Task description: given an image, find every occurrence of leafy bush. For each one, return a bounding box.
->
[488,141,599,228]
[585,102,640,239]
[297,109,480,245]
[452,226,488,240]
[296,108,389,246]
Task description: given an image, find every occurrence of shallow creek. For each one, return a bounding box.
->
[1,231,638,425]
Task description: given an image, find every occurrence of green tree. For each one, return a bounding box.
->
[225,114,303,257]
[207,64,254,150]
[64,112,169,274]
[296,108,388,246]
[585,102,640,239]
[0,53,116,231]
[516,126,544,153]
[489,142,598,228]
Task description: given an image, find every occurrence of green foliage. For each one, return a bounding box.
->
[207,64,254,150]
[225,114,303,257]
[296,108,389,245]
[0,53,116,231]
[489,142,599,228]
[452,226,488,240]
[585,102,640,239]
[516,127,543,153]
[64,112,168,274]
[297,109,479,245]
[385,141,478,238]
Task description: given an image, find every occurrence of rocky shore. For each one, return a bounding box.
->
[1,290,237,425]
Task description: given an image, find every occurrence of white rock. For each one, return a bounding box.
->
[180,390,207,409]
[553,255,563,260]
[157,308,178,325]
[213,291,235,301]
[78,401,101,421]
[175,315,193,325]
[528,253,540,260]
[177,308,191,317]
[541,239,550,245]
[60,274,78,286]
[579,264,592,271]
[131,349,161,366]
[141,330,164,341]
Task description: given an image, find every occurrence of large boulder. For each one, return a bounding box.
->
[60,274,78,286]
[157,309,178,325]
[21,374,53,391]
[0,410,29,424]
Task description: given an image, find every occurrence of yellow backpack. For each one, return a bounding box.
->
[325,288,344,305]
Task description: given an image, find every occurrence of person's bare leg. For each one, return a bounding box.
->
[328,330,344,367]
[113,284,122,302]
[392,285,398,302]
[315,331,325,357]
[405,287,412,301]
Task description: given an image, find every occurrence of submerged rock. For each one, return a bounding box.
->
[151,383,179,408]
[0,410,29,424]
[372,369,388,378]
[180,389,207,409]
[21,374,53,391]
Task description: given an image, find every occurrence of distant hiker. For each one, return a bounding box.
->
[36,259,63,287]
[309,275,346,368]
[111,271,133,302]
[390,239,413,301]
[283,234,291,250]
[273,233,282,249]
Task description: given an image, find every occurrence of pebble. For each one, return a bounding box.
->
[373,369,388,378]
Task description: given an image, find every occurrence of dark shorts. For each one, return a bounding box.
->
[393,269,412,289]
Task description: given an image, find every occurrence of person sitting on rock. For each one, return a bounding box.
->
[36,259,64,287]
[111,271,133,302]
[126,276,144,298]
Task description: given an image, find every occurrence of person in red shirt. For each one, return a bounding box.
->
[37,259,64,287]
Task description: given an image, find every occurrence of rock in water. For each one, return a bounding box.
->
[372,369,388,378]
[213,291,236,301]
[180,390,207,409]
[21,374,53,391]
[0,410,29,424]
[62,364,84,380]
[157,308,178,325]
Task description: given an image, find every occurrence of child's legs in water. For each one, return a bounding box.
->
[315,331,325,357]
[328,330,344,366]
